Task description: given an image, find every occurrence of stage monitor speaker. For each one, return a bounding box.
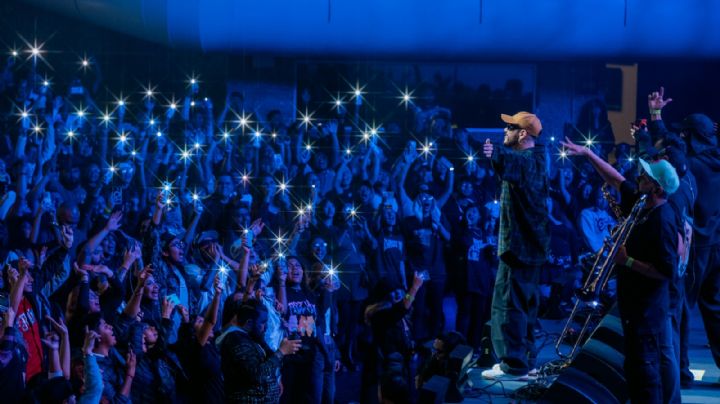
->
[540,304,628,404]
[446,344,473,402]
[448,344,473,376]
[418,375,450,404]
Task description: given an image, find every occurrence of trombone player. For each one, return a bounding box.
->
[562,138,681,403]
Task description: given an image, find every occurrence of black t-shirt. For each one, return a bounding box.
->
[617,180,678,333]
[0,336,25,404]
[547,220,578,270]
[668,171,696,224]
[456,227,495,294]
[372,229,406,290]
[178,326,224,404]
[402,215,447,279]
[369,303,413,360]
[284,285,320,361]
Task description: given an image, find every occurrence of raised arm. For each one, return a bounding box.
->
[78,329,103,404]
[648,86,672,123]
[83,211,122,262]
[197,274,223,346]
[403,272,424,310]
[8,258,32,315]
[368,144,382,184]
[560,137,625,191]
[236,241,251,291]
[46,316,70,379]
[123,265,152,319]
[152,191,166,226]
[328,121,341,168]
[435,160,454,208]
[397,159,414,219]
[29,204,46,245]
[182,202,204,248]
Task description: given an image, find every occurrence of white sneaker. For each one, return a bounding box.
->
[481,363,533,381]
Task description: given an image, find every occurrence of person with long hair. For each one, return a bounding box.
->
[280,256,326,404]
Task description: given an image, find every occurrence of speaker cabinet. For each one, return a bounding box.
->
[540,305,628,404]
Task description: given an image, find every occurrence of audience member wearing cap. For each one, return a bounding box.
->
[652,140,698,387]
[637,158,680,195]
[674,113,720,376]
[677,113,717,155]
[646,91,720,378]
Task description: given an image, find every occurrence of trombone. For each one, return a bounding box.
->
[555,193,647,360]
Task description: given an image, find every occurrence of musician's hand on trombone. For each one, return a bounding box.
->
[613,245,628,265]
[560,137,589,157]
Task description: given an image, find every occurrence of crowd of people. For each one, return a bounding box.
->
[0,47,718,404]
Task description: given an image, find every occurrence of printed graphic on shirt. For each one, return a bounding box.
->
[383,238,403,252]
[468,238,484,262]
[16,302,36,332]
[414,228,432,247]
[287,300,317,337]
[594,215,614,234]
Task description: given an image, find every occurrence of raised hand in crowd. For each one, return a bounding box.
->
[60,224,74,249]
[648,86,673,112]
[560,137,589,157]
[161,295,177,319]
[82,326,100,356]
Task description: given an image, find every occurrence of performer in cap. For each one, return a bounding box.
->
[481,112,550,381]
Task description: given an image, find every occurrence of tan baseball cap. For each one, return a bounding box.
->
[501,112,542,136]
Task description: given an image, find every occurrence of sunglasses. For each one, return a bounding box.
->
[170,241,186,249]
[506,124,522,131]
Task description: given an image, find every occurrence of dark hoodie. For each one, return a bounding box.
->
[683,114,720,246]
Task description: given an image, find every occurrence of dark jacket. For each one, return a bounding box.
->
[95,348,131,404]
[490,144,550,265]
[0,326,28,404]
[217,327,282,403]
[117,314,186,404]
[687,148,720,247]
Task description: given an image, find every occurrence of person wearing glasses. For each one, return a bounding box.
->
[142,192,195,343]
[481,112,550,381]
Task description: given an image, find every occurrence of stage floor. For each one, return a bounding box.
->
[335,298,720,403]
[463,305,720,403]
